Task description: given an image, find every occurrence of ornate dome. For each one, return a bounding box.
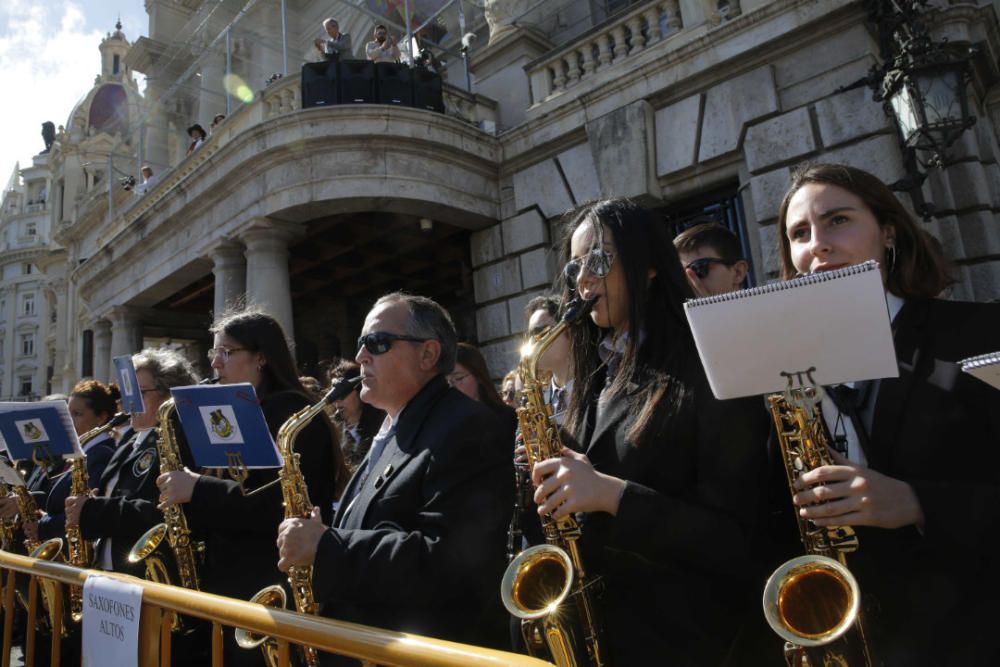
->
[87,84,129,135]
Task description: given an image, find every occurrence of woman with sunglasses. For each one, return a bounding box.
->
[523,198,769,665]
[751,163,1000,666]
[156,309,349,666]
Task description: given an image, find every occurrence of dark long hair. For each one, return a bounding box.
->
[776,163,954,298]
[456,343,506,410]
[560,198,699,448]
[211,309,349,497]
[211,310,306,400]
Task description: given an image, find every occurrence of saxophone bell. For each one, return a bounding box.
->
[762,554,861,647]
[235,585,287,667]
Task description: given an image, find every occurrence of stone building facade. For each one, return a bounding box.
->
[3,0,999,391]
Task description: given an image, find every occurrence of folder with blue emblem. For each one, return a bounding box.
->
[113,355,144,414]
[0,400,84,462]
[170,383,282,469]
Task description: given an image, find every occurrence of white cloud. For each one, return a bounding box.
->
[0,1,109,179]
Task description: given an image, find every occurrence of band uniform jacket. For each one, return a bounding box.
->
[186,390,339,603]
[312,375,514,665]
[78,427,177,575]
[569,364,770,667]
[750,297,1000,667]
[39,431,117,542]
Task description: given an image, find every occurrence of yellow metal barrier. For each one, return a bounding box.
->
[0,551,553,667]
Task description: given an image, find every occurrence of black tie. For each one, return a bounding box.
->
[826,383,871,456]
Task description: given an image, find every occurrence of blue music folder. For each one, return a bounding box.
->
[170,383,282,469]
[113,355,144,414]
[0,401,84,463]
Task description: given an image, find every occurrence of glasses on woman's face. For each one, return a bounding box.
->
[563,248,615,290]
[207,346,248,363]
[357,332,429,355]
[685,257,733,279]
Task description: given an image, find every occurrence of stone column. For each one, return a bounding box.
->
[241,221,303,343]
[211,241,247,318]
[0,288,13,397]
[108,306,143,379]
[93,319,112,383]
[46,280,69,392]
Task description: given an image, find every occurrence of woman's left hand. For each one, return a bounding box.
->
[793,449,925,530]
[532,448,627,521]
[156,468,200,509]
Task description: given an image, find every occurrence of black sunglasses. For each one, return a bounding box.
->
[357,331,430,355]
[563,248,615,290]
[685,257,734,279]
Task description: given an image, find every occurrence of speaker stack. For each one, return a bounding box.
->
[301,60,445,114]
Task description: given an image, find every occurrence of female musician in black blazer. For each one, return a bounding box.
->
[157,309,349,666]
[767,163,1000,665]
[38,380,119,543]
[528,198,770,665]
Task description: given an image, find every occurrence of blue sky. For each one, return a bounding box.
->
[0,0,147,184]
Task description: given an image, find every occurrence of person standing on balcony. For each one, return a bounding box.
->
[314,18,352,61]
[366,24,400,63]
[186,124,206,155]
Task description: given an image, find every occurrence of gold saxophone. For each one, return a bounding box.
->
[236,376,359,667]
[127,397,205,595]
[763,388,873,667]
[55,413,130,623]
[500,297,609,667]
[10,473,68,635]
[0,479,15,551]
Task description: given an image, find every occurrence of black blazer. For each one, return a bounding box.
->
[312,375,513,663]
[750,298,1000,667]
[569,366,770,667]
[187,390,339,602]
[79,428,165,575]
[39,432,117,542]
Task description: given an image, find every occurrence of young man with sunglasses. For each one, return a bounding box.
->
[673,222,749,297]
[523,295,573,423]
[276,292,513,657]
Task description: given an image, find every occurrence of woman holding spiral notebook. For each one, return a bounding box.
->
[763,163,1000,665]
[521,198,769,665]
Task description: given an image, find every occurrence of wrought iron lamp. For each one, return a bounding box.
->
[865,0,978,216]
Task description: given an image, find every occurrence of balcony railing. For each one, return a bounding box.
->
[1,550,552,667]
[527,0,686,104]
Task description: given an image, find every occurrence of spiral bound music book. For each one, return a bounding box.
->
[960,352,1000,391]
[684,261,899,399]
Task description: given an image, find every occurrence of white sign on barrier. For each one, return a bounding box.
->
[81,574,143,667]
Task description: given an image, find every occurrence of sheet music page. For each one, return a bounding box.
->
[684,261,899,399]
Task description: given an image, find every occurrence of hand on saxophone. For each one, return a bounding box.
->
[64,492,93,528]
[22,516,40,542]
[157,468,200,509]
[532,448,627,521]
[792,449,925,530]
[277,506,326,572]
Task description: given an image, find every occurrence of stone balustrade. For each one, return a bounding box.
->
[526,0,685,104]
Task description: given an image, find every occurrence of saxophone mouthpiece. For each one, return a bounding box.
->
[562,297,596,325]
[323,376,361,404]
[108,412,131,428]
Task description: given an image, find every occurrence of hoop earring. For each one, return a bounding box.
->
[887,245,897,273]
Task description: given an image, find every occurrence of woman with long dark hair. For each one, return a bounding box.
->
[762,163,1000,665]
[157,309,348,666]
[524,198,769,665]
[450,342,517,440]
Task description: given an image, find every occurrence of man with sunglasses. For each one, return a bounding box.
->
[276,292,513,657]
[673,221,749,297]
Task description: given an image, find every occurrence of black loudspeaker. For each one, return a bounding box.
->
[301,61,339,108]
[375,62,414,106]
[412,67,444,113]
[339,60,376,103]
